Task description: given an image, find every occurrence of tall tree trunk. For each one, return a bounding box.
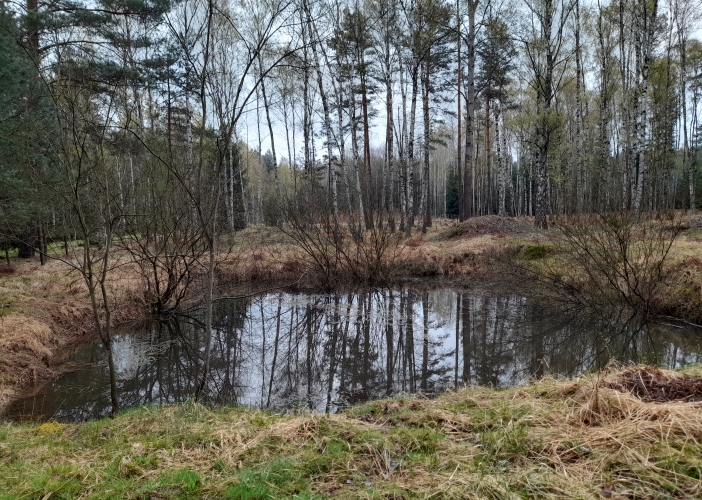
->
[384,35,395,228]
[690,68,698,212]
[349,72,367,234]
[408,62,420,232]
[421,60,432,232]
[307,7,339,219]
[597,3,610,211]
[532,0,558,230]
[258,56,279,193]
[632,0,657,214]
[302,16,312,176]
[678,33,693,212]
[485,99,492,214]
[256,86,263,224]
[496,103,507,216]
[574,0,585,212]
[456,0,463,220]
[462,1,477,221]
[399,55,409,232]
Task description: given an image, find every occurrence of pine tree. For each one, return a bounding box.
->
[0,4,52,258]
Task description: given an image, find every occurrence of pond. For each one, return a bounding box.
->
[6,286,702,422]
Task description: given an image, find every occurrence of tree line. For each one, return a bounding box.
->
[1,0,700,247]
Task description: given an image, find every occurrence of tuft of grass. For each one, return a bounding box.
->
[224,459,314,499]
[521,243,553,260]
[34,421,66,435]
[160,469,202,494]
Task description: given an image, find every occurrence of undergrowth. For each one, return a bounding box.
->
[2,365,702,499]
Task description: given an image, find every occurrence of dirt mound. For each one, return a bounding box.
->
[436,215,537,240]
[604,366,702,403]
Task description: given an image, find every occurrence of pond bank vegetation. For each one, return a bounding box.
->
[2,214,702,413]
[2,365,702,499]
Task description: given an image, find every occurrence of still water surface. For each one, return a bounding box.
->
[7,287,702,422]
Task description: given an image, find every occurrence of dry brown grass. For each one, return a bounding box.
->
[3,365,701,498]
[0,257,145,413]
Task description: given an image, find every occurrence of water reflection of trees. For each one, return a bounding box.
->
[8,289,702,421]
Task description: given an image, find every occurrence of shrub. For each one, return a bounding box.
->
[521,212,684,324]
[280,184,404,287]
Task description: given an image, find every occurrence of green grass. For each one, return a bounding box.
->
[521,243,554,260]
[1,368,702,499]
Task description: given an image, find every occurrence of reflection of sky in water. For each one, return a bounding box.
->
[112,335,153,376]
[6,288,702,422]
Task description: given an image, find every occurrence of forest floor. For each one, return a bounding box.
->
[1,365,702,499]
[1,214,702,414]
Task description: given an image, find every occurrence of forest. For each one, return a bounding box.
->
[1,0,701,249]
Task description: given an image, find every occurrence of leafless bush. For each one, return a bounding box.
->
[280,185,404,287]
[116,175,210,315]
[118,223,208,315]
[519,212,684,325]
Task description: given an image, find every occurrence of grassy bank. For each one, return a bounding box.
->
[2,214,702,416]
[2,366,702,499]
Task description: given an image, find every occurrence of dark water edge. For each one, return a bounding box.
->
[6,286,702,423]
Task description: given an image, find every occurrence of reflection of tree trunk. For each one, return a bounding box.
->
[325,295,340,413]
[339,294,353,393]
[531,312,545,379]
[306,304,313,409]
[671,345,678,370]
[386,291,394,396]
[461,294,471,384]
[106,339,118,415]
[455,293,461,389]
[398,290,406,391]
[286,302,296,393]
[224,316,232,399]
[266,295,282,408]
[406,290,415,392]
[421,292,429,390]
[362,293,371,393]
[197,232,217,400]
[492,298,506,386]
[352,295,363,391]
